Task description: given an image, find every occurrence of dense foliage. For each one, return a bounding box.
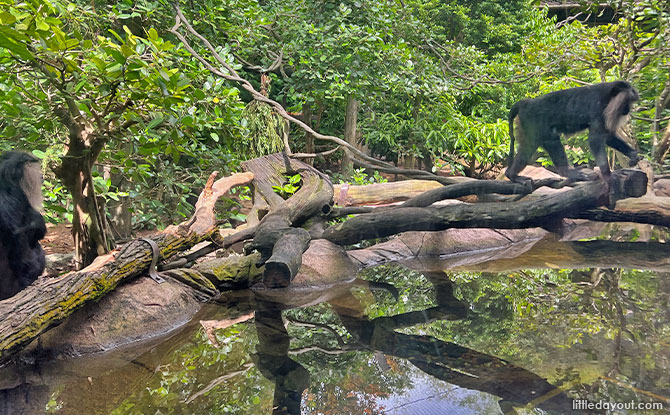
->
[0,0,669,261]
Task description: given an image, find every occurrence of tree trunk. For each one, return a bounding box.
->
[412,95,433,173]
[104,162,133,240]
[651,80,670,164]
[341,95,359,178]
[303,105,315,165]
[654,122,670,166]
[53,131,112,269]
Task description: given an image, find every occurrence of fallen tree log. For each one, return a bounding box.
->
[574,194,670,227]
[0,171,254,364]
[322,171,647,245]
[333,180,445,206]
[242,154,333,287]
[401,180,530,207]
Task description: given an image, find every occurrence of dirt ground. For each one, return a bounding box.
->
[43,223,75,255]
[43,223,157,255]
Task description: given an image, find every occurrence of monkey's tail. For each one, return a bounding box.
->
[507,103,520,165]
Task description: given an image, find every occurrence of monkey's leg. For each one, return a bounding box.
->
[606,134,640,166]
[542,137,574,179]
[505,144,536,182]
[588,128,611,179]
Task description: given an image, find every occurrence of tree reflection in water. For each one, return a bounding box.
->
[252,274,598,414]
[5,263,667,414]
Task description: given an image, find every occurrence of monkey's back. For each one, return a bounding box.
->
[517,82,631,136]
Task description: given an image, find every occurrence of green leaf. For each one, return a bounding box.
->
[108,29,124,43]
[193,89,206,100]
[109,49,126,64]
[0,12,17,25]
[35,18,49,31]
[147,28,158,41]
[121,44,134,58]
[74,80,87,92]
[107,63,123,73]
[158,68,170,82]
[0,27,33,60]
[90,57,106,71]
[181,115,194,127]
[147,117,163,129]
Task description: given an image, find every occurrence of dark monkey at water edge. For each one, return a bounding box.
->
[0,151,46,300]
[505,81,641,182]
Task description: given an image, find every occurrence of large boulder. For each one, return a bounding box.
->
[36,277,202,357]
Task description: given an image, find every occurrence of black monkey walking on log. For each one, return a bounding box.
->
[505,81,641,183]
[0,151,47,300]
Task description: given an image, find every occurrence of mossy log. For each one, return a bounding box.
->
[192,252,264,290]
[0,171,254,364]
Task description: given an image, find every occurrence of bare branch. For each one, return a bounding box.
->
[290,146,341,159]
[169,5,460,182]
[231,49,283,73]
[426,40,558,90]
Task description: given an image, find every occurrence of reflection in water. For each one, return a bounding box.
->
[254,301,310,415]
[252,275,589,414]
[1,263,669,414]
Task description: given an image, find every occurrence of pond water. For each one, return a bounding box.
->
[1,237,669,415]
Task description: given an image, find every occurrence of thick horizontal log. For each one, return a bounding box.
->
[333,180,444,206]
[401,180,530,207]
[323,181,610,245]
[575,195,670,227]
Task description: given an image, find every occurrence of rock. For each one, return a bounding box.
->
[653,178,670,197]
[36,277,202,358]
[44,253,74,277]
[349,228,548,272]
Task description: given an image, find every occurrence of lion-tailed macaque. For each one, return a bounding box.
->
[506,81,640,182]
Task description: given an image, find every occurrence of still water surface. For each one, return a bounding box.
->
[2,236,670,415]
